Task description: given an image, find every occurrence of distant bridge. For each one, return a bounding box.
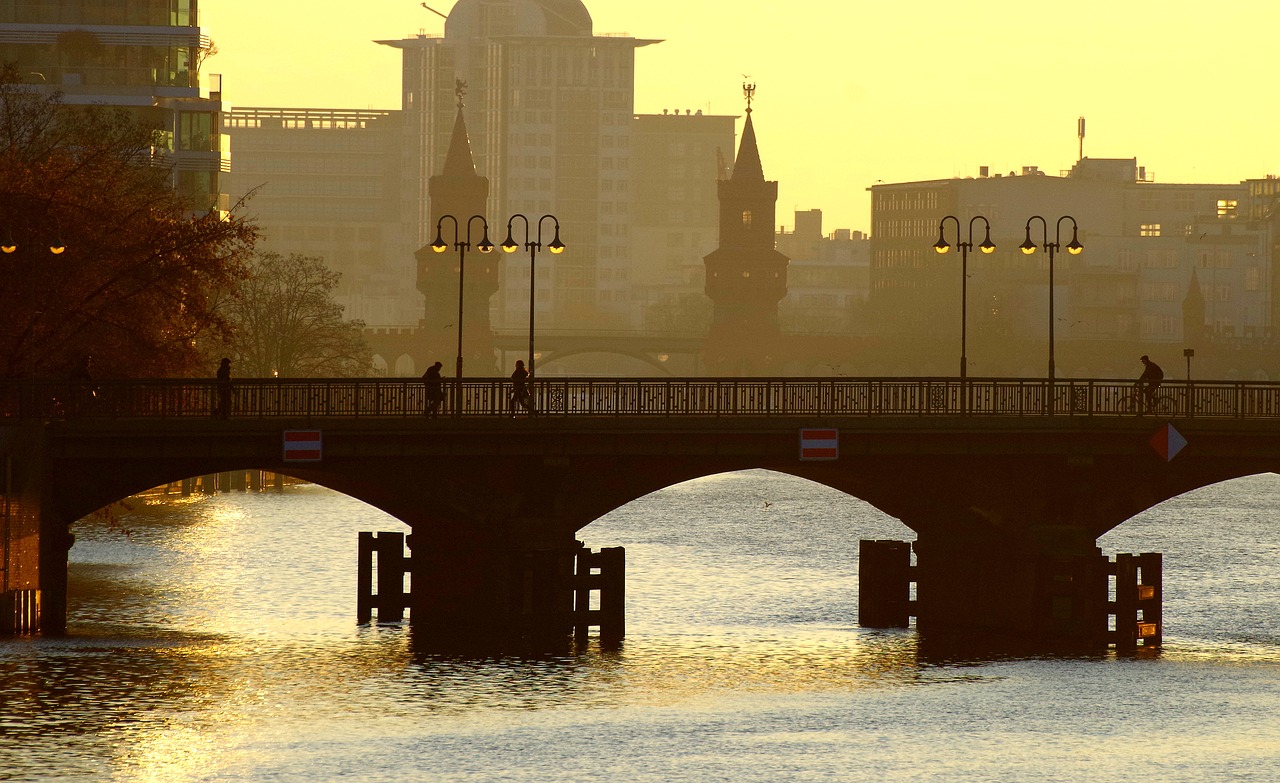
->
[490,329,704,374]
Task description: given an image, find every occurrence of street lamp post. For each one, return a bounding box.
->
[933,215,996,378]
[1020,215,1084,381]
[1184,347,1195,417]
[501,214,565,378]
[3,223,66,377]
[1,227,65,255]
[429,214,494,410]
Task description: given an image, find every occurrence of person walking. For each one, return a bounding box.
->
[422,361,444,418]
[215,357,232,419]
[510,360,532,416]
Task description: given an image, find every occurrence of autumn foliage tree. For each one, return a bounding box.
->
[0,66,257,379]
[213,252,370,378]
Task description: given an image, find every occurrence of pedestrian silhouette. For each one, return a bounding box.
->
[68,354,98,416]
[1137,354,1164,413]
[215,357,232,419]
[422,361,444,418]
[510,360,532,416]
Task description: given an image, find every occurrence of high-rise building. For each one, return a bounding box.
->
[629,108,736,334]
[0,1,227,212]
[378,1,659,333]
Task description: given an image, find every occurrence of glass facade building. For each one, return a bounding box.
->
[0,0,227,210]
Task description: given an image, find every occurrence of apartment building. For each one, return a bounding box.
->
[221,108,416,324]
[869,159,1270,376]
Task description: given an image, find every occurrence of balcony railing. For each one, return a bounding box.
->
[3,378,1279,421]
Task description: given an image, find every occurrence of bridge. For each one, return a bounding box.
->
[4,376,1280,651]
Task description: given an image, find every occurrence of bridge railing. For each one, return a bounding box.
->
[3,377,1280,420]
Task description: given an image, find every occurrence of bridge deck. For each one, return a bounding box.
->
[4,377,1280,420]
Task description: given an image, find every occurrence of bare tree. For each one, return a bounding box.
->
[0,65,257,379]
[193,38,218,78]
[215,252,370,378]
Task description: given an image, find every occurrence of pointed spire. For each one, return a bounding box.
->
[731,83,764,182]
[1184,268,1205,306]
[442,78,477,177]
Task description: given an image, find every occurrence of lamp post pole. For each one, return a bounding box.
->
[1020,215,1084,383]
[430,214,494,411]
[502,214,565,378]
[934,215,996,379]
[3,222,67,377]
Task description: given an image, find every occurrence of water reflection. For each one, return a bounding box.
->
[402,628,932,714]
[4,472,1280,781]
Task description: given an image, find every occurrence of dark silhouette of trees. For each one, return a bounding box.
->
[0,65,257,379]
[214,252,370,378]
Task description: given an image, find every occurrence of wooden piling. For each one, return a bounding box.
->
[572,545,625,643]
[357,531,374,623]
[0,589,40,634]
[858,539,914,628]
[357,531,410,624]
[1110,551,1162,652]
[375,531,407,622]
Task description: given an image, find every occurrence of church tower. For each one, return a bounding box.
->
[1182,267,1207,343]
[702,84,790,375]
[415,81,499,375]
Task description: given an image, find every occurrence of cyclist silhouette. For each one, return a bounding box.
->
[1138,355,1164,413]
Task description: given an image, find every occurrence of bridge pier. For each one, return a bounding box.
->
[909,524,1110,653]
[1,424,75,635]
[407,523,584,652]
[403,511,626,652]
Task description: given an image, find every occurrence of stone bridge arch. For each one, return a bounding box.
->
[12,409,1280,650]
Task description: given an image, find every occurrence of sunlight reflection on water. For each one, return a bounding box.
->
[2,472,1280,781]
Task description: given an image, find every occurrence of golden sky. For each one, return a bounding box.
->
[202,0,1278,233]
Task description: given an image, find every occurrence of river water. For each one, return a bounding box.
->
[3,469,1280,782]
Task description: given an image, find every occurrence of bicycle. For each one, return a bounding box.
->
[1118,384,1175,416]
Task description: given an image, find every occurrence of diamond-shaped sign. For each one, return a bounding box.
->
[1148,423,1187,462]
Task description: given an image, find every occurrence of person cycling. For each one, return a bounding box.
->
[1137,355,1164,413]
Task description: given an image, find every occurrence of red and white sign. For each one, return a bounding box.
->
[283,430,322,462]
[799,428,838,461]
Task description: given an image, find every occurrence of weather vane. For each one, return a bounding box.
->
[455,78,467,108]
[742,81,756,113]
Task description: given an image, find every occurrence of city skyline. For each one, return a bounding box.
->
[203,0,1278,233]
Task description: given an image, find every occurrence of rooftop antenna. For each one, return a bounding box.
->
[420,2,448,20]
[1077,116,1086,162]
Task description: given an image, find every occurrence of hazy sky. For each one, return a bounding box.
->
[202,0,1278,233]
